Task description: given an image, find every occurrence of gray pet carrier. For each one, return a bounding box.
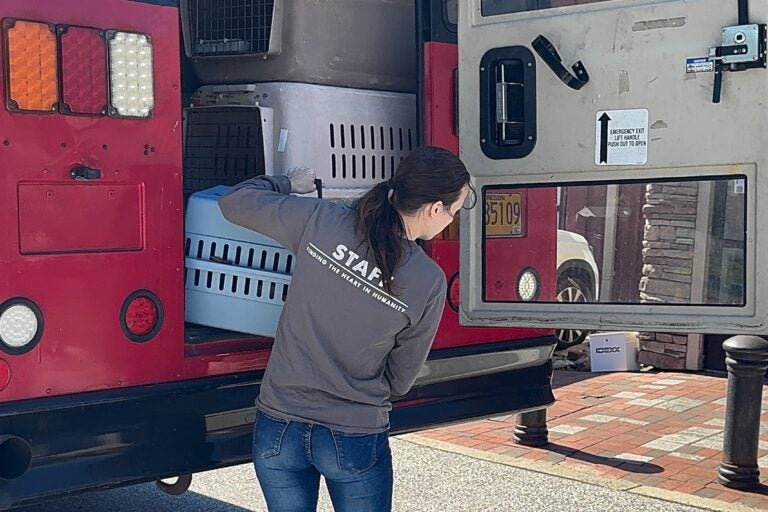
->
[180,0,417,93]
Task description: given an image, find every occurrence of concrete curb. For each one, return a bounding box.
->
[401,434,762,512]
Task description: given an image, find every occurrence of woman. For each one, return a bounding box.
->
[218,146,471,512]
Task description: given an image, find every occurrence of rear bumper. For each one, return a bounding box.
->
[0,335,555,509]
[395,336,556,432]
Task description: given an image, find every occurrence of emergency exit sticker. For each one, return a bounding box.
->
[595,109,648,166]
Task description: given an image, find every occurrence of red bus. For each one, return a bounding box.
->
[0,0,557,508]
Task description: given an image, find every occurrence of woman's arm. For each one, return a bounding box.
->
[218,175,321,253]
[385,279,447,397]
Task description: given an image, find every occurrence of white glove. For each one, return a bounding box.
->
[286,166,317,194]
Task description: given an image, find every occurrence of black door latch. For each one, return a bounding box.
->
[70,166,102,181]
[708,0,767,103]
[532,35,590,90]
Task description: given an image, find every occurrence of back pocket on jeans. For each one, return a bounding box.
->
[254,411,290,459]
[330,430,385,473]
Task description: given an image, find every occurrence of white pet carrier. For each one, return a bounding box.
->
[184,185,293,337]
[191,82,417,200]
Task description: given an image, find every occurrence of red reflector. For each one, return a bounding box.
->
[448,274,460,312]
[60,26,107,115]
[125,297,158,337]
[0,359,11,392]
[449,278,460,305]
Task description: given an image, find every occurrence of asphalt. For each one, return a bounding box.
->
[21,438,709,512]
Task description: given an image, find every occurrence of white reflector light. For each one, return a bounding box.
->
[108,31,154,118]
[0,305,38,348]
[517,269,540,302]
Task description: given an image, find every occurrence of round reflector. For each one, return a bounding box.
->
[0,299,44,355]
[0,360,11,392]
[517,268,541,302]
[447,273,461,313]
[126,297,157,336]
[121,291,163,342]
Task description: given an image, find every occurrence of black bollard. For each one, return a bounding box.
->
[718,335,768,489]
[513,409,548,447]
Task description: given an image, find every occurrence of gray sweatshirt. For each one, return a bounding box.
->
[218,176,447,433]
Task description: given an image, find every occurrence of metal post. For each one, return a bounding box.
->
[718,335,768,489]
[514,409,548,447]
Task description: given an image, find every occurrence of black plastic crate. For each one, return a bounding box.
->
[183,106,266,201]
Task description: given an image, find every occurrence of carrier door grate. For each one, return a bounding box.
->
[183,107,266,201]
[187,0,275,57]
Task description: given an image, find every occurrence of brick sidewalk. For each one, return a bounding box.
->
[418,371,768,510]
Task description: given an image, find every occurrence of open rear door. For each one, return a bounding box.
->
[459,0,768,334]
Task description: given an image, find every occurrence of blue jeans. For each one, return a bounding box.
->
[252,410,393,512]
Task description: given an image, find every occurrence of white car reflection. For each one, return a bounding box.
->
[555,229,600,349]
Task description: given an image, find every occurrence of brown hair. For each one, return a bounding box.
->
[353,146,470,294]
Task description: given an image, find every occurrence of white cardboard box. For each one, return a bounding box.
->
[588,332,640,372]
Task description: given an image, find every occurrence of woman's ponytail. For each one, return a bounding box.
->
[354,146,470,296]
[354,180,406,295]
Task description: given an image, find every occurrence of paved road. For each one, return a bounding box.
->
[21,438,708,512]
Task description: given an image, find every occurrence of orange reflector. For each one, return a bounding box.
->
[4,19,58,112]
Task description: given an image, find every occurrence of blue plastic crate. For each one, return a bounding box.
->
[184,186,293,337]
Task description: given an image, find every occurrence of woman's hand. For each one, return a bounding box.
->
[287,166,317,194]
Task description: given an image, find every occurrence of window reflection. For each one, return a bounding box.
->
[481,0,612,17]
[483,177,747,306]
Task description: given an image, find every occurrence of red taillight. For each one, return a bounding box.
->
[126,297,157,336]
[121,292,162,342]
[3,20,154,119]
[0,360,11,392]
[60,26,107,115]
